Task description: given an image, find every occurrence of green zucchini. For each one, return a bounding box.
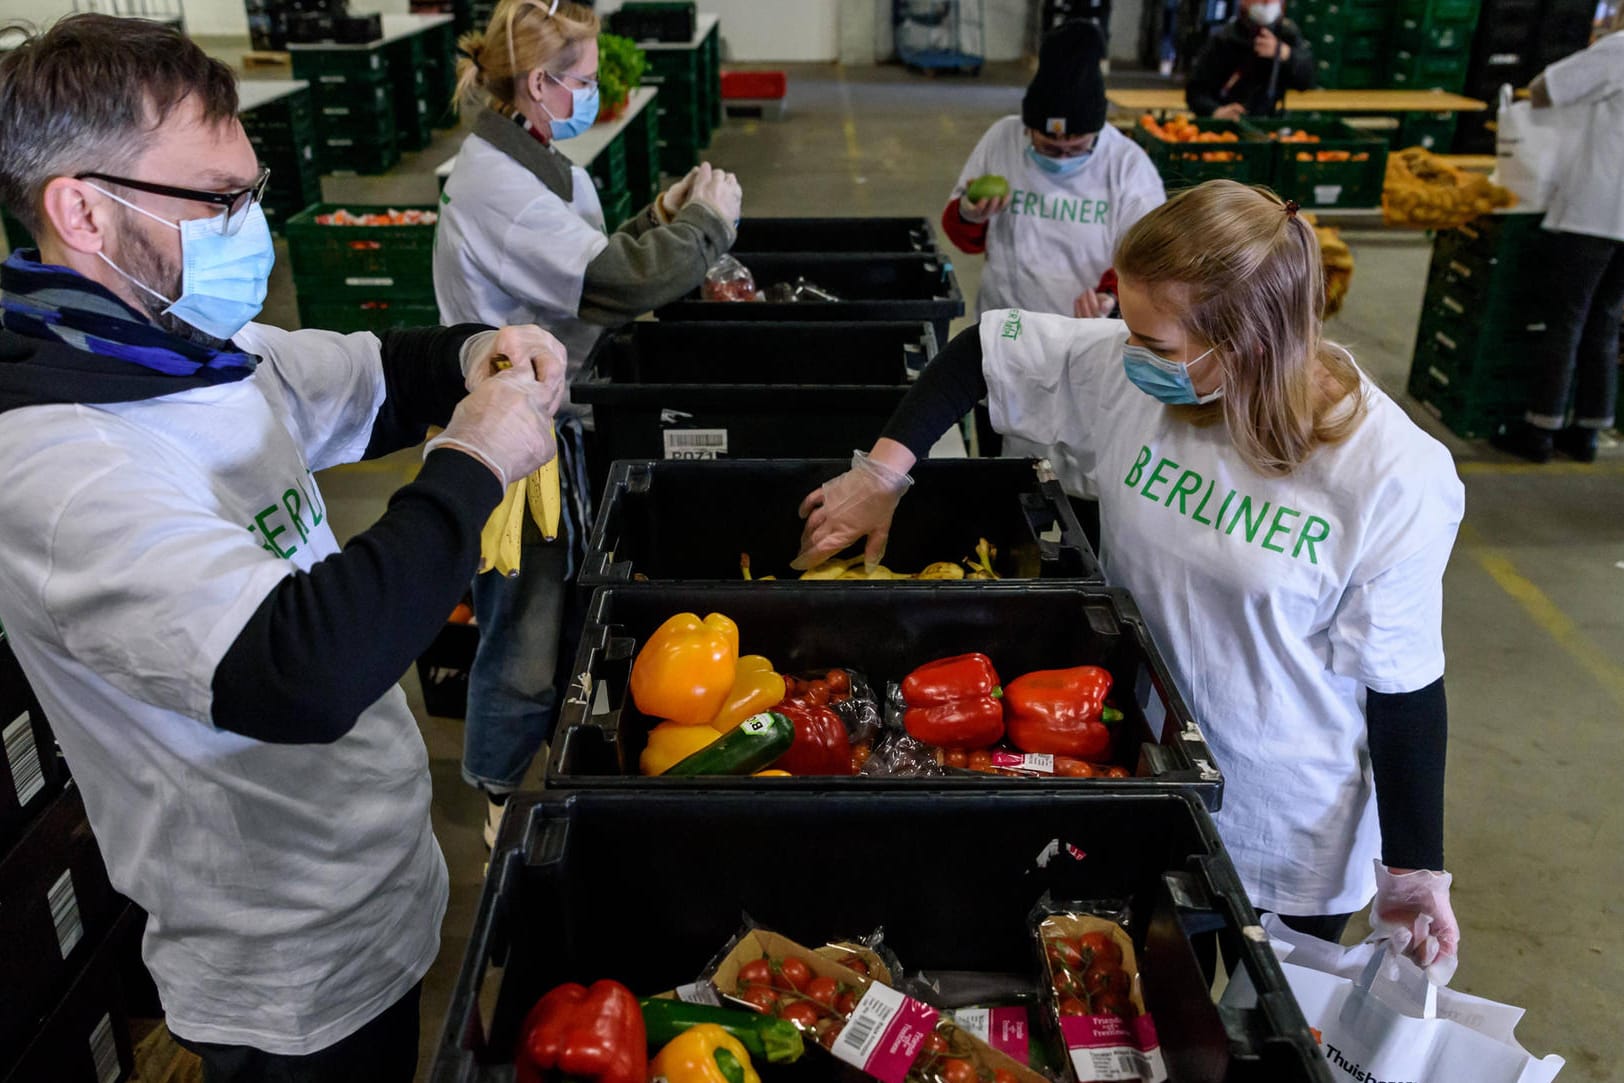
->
[640,997,805,1063]
[663,712,794,777]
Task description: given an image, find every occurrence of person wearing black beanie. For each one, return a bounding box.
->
[942,20,1166,326]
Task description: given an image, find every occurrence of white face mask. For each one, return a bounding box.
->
[1247,2,1283,24]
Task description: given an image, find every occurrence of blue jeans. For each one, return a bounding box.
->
[462,532,567,793]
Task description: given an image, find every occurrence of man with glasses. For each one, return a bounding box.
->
[0,14,565,1081]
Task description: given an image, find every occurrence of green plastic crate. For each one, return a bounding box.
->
[1137,118,1272,192]
[1247,116,1388,208]
[311,78,392,121]
[589,135,630,198]
[1407,362,1528,438]
[1396,111,1458,150]
[703,21,722,129]
[1395,0,1480,21]
[1393,14,1477,52]
[241,91,316,144]
[290,46,389,83]
[1387,49,1470,91]
[297,296,441,334]
[286,203,438,292]
[601,190,635,233]
[623,104,660,205]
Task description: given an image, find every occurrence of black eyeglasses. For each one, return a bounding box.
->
[75,166,272,236]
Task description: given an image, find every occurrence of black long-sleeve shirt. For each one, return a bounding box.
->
[1185,17,1316,117]
[211,324,502,743]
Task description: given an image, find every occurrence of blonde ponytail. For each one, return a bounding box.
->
[451,0,598,118]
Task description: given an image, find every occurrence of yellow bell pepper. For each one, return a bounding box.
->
[651,1025,760,1083]
[630,613,739,725]
[752,770,791,777]
[640,720,726,776]
[711,656,786,731]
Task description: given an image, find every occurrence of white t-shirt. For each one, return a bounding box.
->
[0,324,448,1055]
[981,311,1464,914]
[953,116,1167,319]
[1542,31,1624,242]
[435,130,610,378]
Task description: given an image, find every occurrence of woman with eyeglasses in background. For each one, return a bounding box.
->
[433,0,743,846]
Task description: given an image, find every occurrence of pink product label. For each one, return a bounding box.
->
[832,984,942,1083]
[987,751,1055,774]
[986,1006,1030,1063]
[1059,1014,1166,1083]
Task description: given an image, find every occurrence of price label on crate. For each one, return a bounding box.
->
[832,983,940,1083]
[662,428,728,460]
[4,710,45,805]
[89,1013,120,1083]
[1314,185,1343,205]
[48,869,84,959]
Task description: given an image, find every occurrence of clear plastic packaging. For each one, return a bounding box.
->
[703,254,763,302]
[763,276,841,303]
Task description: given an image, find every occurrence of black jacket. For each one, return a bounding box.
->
[1185,17,1316,117]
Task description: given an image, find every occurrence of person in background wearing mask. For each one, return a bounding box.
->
[0,16,566,1081]
[434,0,741,846]
[946,20,1164,324]
[1186,0,1315,120]
[1490,6,1624,463]
[796,182,1465,984]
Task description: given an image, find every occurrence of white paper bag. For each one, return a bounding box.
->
[1224,915,1565,1083]
[1493,83,1581,212]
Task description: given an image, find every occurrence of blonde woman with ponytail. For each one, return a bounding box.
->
[799,181,1468,982]
[433,0,743,846]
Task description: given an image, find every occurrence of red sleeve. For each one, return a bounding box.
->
[1096,267,1119,296]
[941,198,988,255]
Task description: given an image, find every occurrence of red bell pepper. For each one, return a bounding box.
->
[514,980,647,1083]
[1003,666,1115,759]
[901,653,1004,749]
[775,701,853,775]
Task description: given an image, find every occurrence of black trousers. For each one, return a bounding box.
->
[174,982,420,1083]
[1527,229,1624,428]
[1200,911,1354,986]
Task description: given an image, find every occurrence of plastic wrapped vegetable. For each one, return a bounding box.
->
[703,254,762,302]
[1033,900,1163,1082]
[630,613,739,725]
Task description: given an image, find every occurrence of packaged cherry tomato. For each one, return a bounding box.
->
[702,254,763,302]
[1031,900,1165,1083]
[811,927,903,987]
[704,923,1050,1083]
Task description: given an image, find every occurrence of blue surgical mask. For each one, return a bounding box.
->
[91,184,273,342]
[1122,343,1223,405]
[1026,145,1093,177]
[542,72,600,141]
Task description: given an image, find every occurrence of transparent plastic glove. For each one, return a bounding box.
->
[689,162,743,225]
[661,166,701,218]
[1367,861,1460,986]
[425,367,559,488]
[462,324,569,402]
[792,450,913,572]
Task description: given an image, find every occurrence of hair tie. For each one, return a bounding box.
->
[1283,199,1300,218]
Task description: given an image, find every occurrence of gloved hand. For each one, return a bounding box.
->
[958,190,1010,224]
[791,450,913,572]
[1073,290,1116,319]
[426,366,561,488]
[688,162,743,225]
[462,323,569,398]
[660,166,702,219]
[1368,861,1460,985]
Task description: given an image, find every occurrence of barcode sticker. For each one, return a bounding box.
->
[1061,1014,1166,1083]
[4,711,45,805]
[675,982,721,1006]
[49,869,84,959]
[831,983,939,1083]
[662,429,728,460]
[89,1013,120,1083]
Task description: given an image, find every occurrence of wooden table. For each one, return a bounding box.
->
[1108,88,1488,114]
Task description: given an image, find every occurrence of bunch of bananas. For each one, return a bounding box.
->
[476,354,562,577]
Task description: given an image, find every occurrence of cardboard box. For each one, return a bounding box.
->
[710,929,1050,1083]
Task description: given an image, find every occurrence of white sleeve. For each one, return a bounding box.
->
[496,193,612,322]
[235,323,388,472]
[23,451,293,723]
[1116,148,1168,238]
[1326,457,1464,694]
[981,309,1117,449]
[1544,38,1624,107]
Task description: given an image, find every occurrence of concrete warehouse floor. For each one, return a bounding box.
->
[251,61,1622,1082]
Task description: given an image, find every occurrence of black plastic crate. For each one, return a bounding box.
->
[572,320,936,491]
[656,254,965,346]
[430,788,1326,1081]
[546,582,1223,805]
[415,619,480,719]
[1,633,64,854]
[0,783,123,1066]
[2,905,139,1083]
[732,216,939,256]
[581,458,1101,587]
[608,0,696,42]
